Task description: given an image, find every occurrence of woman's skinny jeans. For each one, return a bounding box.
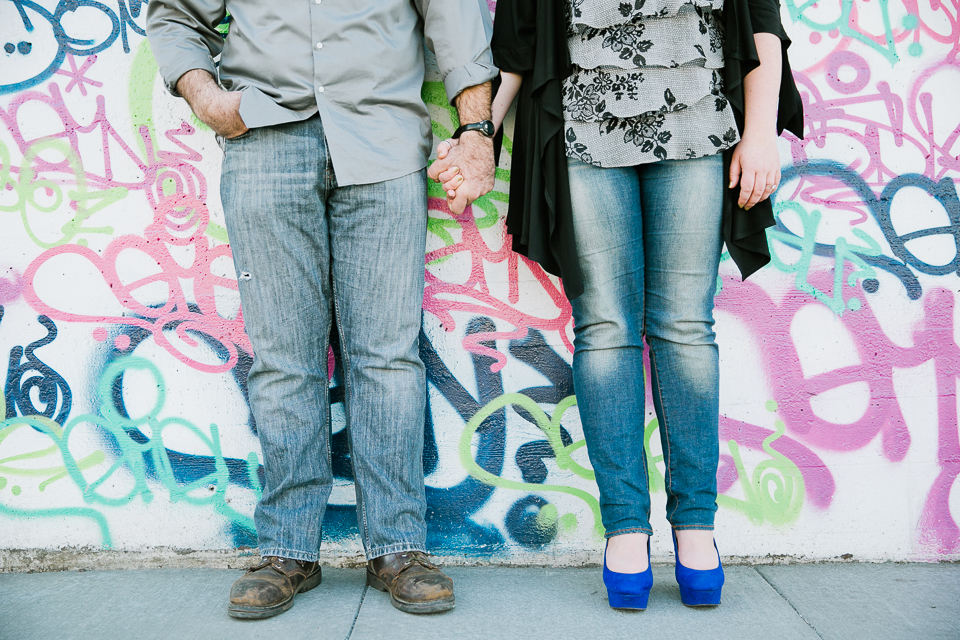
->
[567,154,723,537]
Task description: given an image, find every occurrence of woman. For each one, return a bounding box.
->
[436,0,803,609]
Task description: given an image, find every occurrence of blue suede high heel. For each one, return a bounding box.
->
[603,538,653,610]
[672,531,724,607]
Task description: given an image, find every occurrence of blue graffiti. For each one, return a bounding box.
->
[1,0,145,95]
[774,161,960,300]
[92,313,576,554]
[5,314,73,426]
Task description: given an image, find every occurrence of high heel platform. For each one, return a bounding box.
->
[602,538,653,610]
[672,531,724,607]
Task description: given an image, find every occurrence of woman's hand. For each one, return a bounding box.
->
[735,32,784,210]
[434,138,463,198]
[729,130,781,210]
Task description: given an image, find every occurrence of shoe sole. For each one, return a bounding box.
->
[227,569,323,619]
[678,586,722,608]
[607,589,650,610]
[366,571,455,614]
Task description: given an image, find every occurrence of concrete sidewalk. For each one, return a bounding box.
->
[1,563,957,640]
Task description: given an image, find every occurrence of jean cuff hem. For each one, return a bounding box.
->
[604,526,653,538]
[366,542,426,561]
[258,548,319,562]
[670,524,715,531]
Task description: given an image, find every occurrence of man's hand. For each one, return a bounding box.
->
[427,81,495,214]
[176,69,249,139]
[428,135,495,214]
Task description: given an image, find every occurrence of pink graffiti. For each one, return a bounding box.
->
[786,55,960,225]
[54,54,103,96]
[717,273,960,554]
[0,82,208,209]
[0,269,24,304]
[23,192,249,373]
[423,197,575,368]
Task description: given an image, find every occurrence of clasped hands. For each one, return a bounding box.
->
[427,135,495,214]
[432,128,781,213]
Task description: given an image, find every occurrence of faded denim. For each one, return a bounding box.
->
[220,116,428,561]
[567,154,723,537]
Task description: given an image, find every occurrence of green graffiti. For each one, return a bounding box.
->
[0,416,105,491]
[767,201,880,315]
[0,415,113,547]
[716,417,805,526]
[0,139,126,248]
[784,0,900,65]
[458,393,604,539]
[643,418,665,494]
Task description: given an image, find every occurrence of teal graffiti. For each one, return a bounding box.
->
[767,201,881,315]
[0,356,260,548]
[785,0,901,65]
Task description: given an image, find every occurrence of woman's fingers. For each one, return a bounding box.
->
[437,166,460,184]
[729,153,742,190]
[443,173,465,197]
[436,140,452,160]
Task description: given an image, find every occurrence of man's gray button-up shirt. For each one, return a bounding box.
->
[146,0,497,186]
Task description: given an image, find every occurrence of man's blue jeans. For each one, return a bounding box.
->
[567,154,723,537]
[220,117,428,561]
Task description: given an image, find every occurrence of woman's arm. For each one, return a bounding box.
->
[730,32,782,210]
[435,70,524,196]
[492,71,523,134]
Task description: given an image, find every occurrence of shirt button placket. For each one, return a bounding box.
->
[312,2,324,97]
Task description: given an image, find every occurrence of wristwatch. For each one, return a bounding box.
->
[452,120,495,139]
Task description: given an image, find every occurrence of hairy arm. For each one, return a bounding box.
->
[730,32,782,209]
[431,71,521,207]
[427,81,496,214]
[176,69,248,139]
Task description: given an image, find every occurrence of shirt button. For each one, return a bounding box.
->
[315,0,321,3]
[318,86,325,93]
[316,42,323,49]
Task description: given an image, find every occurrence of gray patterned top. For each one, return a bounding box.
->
[563,0,740,167]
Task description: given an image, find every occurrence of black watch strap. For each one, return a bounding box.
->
[452,120,495,139]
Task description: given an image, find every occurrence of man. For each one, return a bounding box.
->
[146,0,497,617]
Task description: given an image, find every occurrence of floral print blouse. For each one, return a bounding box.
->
[564,0,741,167]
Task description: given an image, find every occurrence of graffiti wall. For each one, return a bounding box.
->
[1,0,958,565]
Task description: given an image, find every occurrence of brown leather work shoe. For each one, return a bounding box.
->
[366,551,455,613]
[228,556,322,619]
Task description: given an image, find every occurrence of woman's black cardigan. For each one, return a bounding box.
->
[491,0,805,300]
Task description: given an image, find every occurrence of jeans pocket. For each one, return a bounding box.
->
[225,129,253,142]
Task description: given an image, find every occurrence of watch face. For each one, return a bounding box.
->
[480,120,495,137]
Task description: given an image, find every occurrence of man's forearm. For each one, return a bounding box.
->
[176,69,247,138]
[430,81,495,214]
[454,81,493,127]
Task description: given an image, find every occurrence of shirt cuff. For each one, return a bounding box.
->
[442,60,499,105]
[161,54,219,97]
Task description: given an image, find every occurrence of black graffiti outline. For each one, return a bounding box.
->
[4,314,73,426]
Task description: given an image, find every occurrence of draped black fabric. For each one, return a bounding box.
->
[721,0,805,278]
[491,0,805,298]
[492,0,582,298]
